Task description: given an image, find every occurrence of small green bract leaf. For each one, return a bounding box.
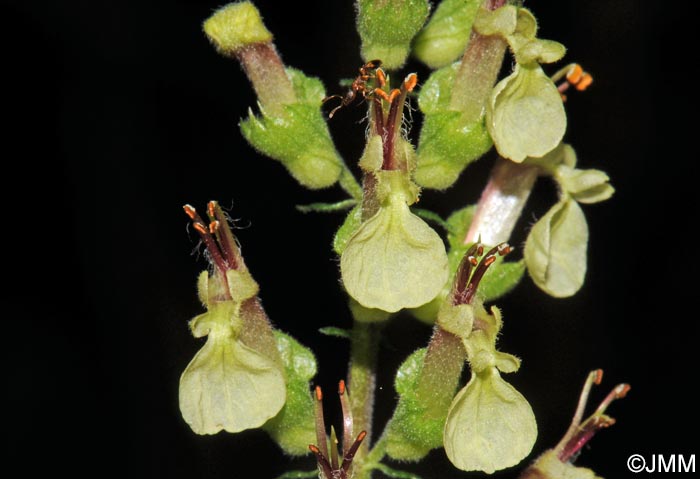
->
[179,320,286,435]
[525,197,589,297]
[413,0,481,69]
[356,0,430,69]
[239,69,342,189]
[263,331,317,455]
[487,64,566,162]
[444,368,537,473]
[341,197,448,312]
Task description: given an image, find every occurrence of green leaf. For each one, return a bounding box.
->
[444,368,537,473]
[340,199,448,312]
[479,258,526,301]
[318,326,351,339]
[445,205,476,250]
[263,331,317,456]
[239,69,343,190]
[179,323,286,435]
[416,63,493,190]
[525,197,589,297]
[296,199,357,213]
[356,0,431,70]
[555,166,615,204]
[487,64,566,162]
[416,110,492,189]
[333,205,363,255]
[386,348,441,461]
[395,348,427,395]
[413,0,481,69]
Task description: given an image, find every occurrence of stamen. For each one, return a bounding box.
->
[338,380,353,454]
[554,370,630,463]
[403,73,417,92]
[207,201,241,270]
[341,431,367,473]
[453,242,483,305]
[313,386,330,461]
[309,444,333,479]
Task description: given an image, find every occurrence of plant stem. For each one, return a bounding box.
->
[465,157,539,245]
[348,321,381,474]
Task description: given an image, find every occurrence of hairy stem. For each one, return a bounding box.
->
[348,321,381,473]
[465,157,539,245]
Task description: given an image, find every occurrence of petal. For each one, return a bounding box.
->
[487,64,566,162]
[444,369,537,473]
[341,200,448,312]
[179,331,286,435]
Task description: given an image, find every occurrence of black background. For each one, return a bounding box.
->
[4,0,697,478]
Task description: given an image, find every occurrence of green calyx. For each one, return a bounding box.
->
[262,331,318,455]
[356,0,431,70]
[203,2,273,55]
[240,68,343,189]
[412,0,481,69]
[415,62,493,190]
[386,348,446,460]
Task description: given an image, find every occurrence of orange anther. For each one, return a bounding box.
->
[387,89,400,103]
[338,380,346,395]
[483,255,497,268]
[375,68,387,87]
[356,431,367,442]
[315,385,323,401]
[207,201,217,218]
[209,220,220,234]
[183,204,197,220]
[566,64,584,84]
[594,369,604,385]
[309,444,320,454]
[615,383,631,398]
[575,73,593,91]
[403,73,417,92]
[373,88,392,102]
[193,222,208,235]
